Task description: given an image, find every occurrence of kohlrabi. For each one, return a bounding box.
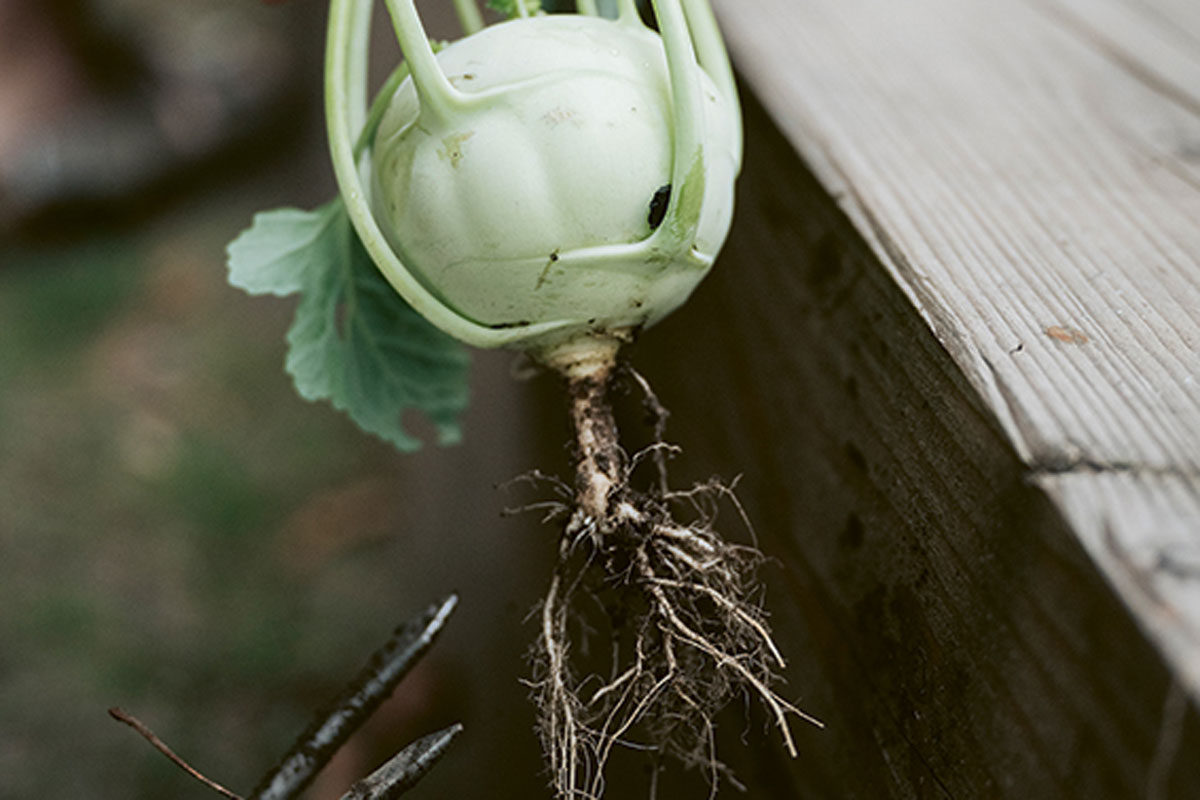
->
[366,10,738,341]
[228,1,814,797]
[324,0,743,366]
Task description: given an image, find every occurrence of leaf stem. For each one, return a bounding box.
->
[380,0,463,121]
[326,0,572,347]
[451,0,484,35]
[648,0,705,250]
[576,0,599,14]
[681,0,742,164]
[354,62,411,159]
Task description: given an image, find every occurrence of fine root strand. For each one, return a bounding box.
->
[528,353,819,799]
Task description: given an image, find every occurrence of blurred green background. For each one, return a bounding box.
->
[0,1,575,797]
[0,2,807,798]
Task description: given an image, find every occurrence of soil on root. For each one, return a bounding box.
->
[526,354,818,800]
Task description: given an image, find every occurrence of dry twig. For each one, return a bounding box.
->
[111,596,461,800]
[108,707,244,800]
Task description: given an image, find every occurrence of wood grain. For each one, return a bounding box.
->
[1040,472,1200,698]
[623,0,1200,795]
[636,92,1200,798]
[712,0,1200,697]
[716,0,1200,473]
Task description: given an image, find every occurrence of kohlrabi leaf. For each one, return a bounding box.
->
[226,200,471,451]
[227,207,333,296]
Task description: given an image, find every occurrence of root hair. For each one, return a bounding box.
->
[528,353,819,799]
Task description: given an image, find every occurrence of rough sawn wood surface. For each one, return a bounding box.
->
[657,0,1200,796]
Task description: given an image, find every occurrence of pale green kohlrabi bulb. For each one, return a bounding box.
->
[327,0,742,358]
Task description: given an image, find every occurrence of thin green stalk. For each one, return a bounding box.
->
[452,0,484,34]
[326,0,569,348]
[344,0,371,134]
[681,0,742,165]
[577,0,599,14]
[354,62,411,159]
[616,0,639,21]
[648,0,705,249]
[380,0,463,121]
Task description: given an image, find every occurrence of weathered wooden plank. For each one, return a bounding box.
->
[710,0,1200,704]
[716,0,1200,473]
[637,92,1200,798]
[1039,472,1200,697]
[1032,0,1200,112]
[619,0,1200,795]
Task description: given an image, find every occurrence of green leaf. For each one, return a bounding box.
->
[226,200,471,451]
[228,207,338,296]
[486,0,543,18]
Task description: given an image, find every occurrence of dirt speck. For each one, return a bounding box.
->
[647,184,671,231]
[536,250,561,290]
[542,108,579,126]
[1045,325,1089,344]
[437,131,475,168]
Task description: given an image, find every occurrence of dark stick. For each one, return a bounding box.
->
[340,723,463,799]
[108,707,245,800]
[250,594,459,800]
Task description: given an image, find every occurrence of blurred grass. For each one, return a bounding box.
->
[0,153,561,796]
[0,6,759,799]
[0,223,348,796]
